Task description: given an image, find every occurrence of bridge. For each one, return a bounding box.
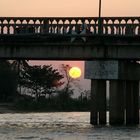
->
[0,17,140,59]
[0,17,140,126]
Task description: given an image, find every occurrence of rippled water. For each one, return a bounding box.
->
[0,112,140,140]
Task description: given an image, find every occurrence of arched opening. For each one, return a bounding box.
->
[9,20,15,24]
[9,26,14,34]
[16,20,21,24]
[28,20,34,24]
[22,20,28,24]
[3,26,8,34]
[3,20,8,24]
[35,20,41,24]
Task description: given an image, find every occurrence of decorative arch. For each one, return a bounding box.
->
[77,20,82,25]
[16,20,21,24]
[134,19,139,24]
[52,20,57,24]
[9,20,14,24]
[135,26,139,35]
[3,19,8,24]
[35,20,40,24]
[22,20,28,24]
[28,20,34,24]
[90,20,96,24]
[114,20,119,24]
[120,19,126,24]
[3,26,8,34]
[64,20,70,24]
[58,20,63,24]
[9,26,14,34]
[127,19,133,24]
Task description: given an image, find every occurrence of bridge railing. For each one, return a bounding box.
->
[0,17,140,36]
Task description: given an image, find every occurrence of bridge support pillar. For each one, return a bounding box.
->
[90,79,106,125]
[125,81,139,125]
[109,80,125,125]
[86,60,140,126]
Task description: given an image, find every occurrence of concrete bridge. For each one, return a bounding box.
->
[0,17,140,59]
[0,17,140,126]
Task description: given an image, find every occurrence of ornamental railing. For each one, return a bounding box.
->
[0,17,140,36]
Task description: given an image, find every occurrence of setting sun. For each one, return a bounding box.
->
[69,67,82,79]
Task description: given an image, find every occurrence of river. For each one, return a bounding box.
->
[0,112,140,140]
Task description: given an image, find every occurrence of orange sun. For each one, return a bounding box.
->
[69,67,82,79]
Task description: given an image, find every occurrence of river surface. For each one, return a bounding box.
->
[0,112,140,140]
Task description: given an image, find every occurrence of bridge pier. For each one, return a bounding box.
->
[125,80,139,125]
[90,80,106,125]
[85,60,140,126]
[109,80,125,125]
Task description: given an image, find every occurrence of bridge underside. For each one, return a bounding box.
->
[0,34,140,60]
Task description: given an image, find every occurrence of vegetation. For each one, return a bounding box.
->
[0,60,17,102]
[0,60,91,112]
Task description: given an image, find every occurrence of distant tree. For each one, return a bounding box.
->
[11,60,29,94]
[42,65,64,100]
[25,65,64,101]
[59,64,79,100]
[79,90,91,100]
[0,60,17,102]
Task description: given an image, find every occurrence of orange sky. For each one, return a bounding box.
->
[1,0,140,91]
[29,61,89,90]
[1,0,140,17]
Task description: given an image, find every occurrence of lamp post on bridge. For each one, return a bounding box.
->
[99,0,102,18]
[98,0,102,35]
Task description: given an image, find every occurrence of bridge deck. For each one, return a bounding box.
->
[0,33,140,60]
[0,17,140,60]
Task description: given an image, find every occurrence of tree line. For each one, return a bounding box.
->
[0,60,91,111]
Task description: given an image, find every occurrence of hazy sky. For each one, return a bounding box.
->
[29,61,90,91]
[1,0,140,17]
[1,0,140,91]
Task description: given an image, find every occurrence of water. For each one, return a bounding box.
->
[0,112,140,140]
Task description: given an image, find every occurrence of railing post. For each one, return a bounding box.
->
[98,18,103,35]
[43,18,49,34]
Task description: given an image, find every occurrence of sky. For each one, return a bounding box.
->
[29,60,90,92]
[1,0,140,91]
[1,0,140,17]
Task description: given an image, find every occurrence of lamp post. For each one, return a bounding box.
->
[99,0,102,18]
[98,0,102,35]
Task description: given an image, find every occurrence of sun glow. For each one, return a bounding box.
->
[69,67,82,79]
